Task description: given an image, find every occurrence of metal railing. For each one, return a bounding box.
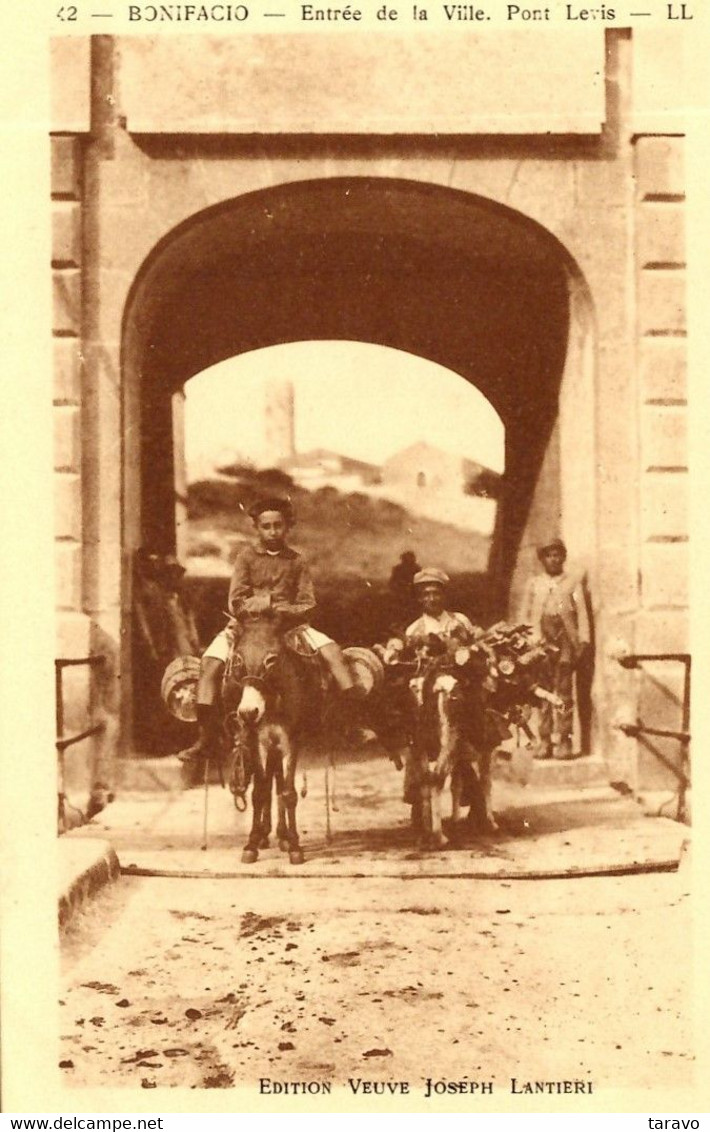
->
[55,655,106,832]
[616,652,691,822]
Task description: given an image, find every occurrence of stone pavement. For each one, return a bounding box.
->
[60,747,690,920]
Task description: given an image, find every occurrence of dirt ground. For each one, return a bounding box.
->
[59,868,693,1100]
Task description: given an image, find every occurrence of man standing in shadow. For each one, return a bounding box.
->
[519,537,592,761]
[388,550,421,628]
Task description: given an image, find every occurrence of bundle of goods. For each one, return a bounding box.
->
[451,622,561,744]
[373,622,561,746]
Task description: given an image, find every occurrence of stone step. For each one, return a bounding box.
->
[116,754,192,792]
[526,754,608,788]
[116,751,609,794]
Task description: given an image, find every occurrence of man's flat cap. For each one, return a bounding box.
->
[413,567,450,587]
[537,537,567,559]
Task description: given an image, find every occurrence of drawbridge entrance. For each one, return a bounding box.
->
[124,178,594,601]
[122,177,596,752]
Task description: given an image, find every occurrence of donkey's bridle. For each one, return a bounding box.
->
[225,645,283,699]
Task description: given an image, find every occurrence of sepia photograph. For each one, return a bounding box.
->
[1,11,706,1115]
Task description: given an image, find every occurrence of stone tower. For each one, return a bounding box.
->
[263,379,296,466]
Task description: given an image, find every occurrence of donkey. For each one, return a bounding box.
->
[405,649,497,849]
[222,614,311,865]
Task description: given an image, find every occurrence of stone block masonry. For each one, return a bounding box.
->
[51,136,84,621]
[632,134,688,792]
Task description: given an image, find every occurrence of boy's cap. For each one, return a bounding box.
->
[537,537,566,560]
[248,496,294,523]
[413,567,450,587]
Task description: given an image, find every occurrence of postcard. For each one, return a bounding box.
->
[1,0,708,1116]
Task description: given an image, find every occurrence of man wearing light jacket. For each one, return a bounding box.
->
[519,537,590,761]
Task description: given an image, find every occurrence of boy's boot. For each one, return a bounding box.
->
[320,642,378,746]
[340,685,382,747]
[178,703,220,764]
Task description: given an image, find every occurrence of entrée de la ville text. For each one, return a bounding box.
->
[123,3,694,21]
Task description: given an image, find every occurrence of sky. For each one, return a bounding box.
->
[184,340,505,479]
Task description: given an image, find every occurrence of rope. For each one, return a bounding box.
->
[330,747,339,813]
[201,758,210,851]
[324,763,332,843]
[228,721,249,812]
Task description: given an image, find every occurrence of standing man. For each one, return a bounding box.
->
[389,550,421,626]
[161,555,202,659]
[519,537,591,760]
[133,548,173,751]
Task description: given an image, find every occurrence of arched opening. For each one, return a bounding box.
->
[180,341,505,651]
[122,177,596,751]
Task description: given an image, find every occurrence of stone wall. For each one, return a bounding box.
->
[632,135,688,790]
[52,136,84,626]
[52,134,96,814]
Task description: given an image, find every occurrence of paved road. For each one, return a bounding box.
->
[60,868,692,1099]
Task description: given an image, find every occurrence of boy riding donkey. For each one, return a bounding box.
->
[178,496,369,769]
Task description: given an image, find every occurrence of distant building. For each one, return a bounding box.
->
[382,440,498,497]
[279,447,382,490]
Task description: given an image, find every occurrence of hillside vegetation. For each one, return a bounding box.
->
[187,475,490,581]
[185,473,494,647]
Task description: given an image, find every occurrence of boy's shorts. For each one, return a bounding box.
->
[203,625,333,662]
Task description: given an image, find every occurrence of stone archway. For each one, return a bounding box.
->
[122,176,596,747]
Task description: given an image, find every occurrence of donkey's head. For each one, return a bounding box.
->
[408,662,465,761]
[225,615,285,726]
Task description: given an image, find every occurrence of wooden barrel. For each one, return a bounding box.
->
[342,646,384,697]
[160,655,201,722]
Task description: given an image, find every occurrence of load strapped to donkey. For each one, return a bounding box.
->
[374,622,563,848]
